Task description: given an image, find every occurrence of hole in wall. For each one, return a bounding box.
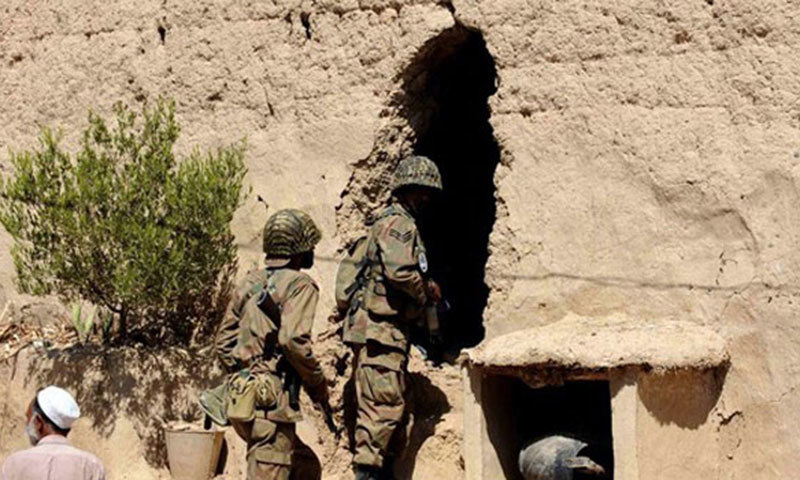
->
[300,12,312,40]
[337,25,500,352]
[409,26,499,350]
[483,375,615,480]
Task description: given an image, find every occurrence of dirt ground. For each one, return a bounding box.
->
[0,320,463,480]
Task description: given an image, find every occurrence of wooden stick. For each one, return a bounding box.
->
[0,302,10,325]
[0,343,27,364]
[0,302,13,341]
[0,324,12,342]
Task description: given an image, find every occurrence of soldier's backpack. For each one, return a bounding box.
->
[334,235,371,346]
[205,269,284,425]
[214,269,273,371]
[335,206,407,346]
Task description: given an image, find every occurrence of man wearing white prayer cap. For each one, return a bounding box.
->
[0,386,106,480]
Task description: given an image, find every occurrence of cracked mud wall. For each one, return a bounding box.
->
[1,0,800,479]
[451,1,800,478]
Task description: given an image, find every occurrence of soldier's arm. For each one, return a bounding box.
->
[214,273,260,370]
[278,277,327,402]
[214,315,239,371]
[377,217,427,306]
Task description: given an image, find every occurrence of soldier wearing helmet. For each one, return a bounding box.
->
[352,155,443,480]
[207,208,329,480]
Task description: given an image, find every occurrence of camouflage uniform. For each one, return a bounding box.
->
[214,209,326,480]
[353,156,442,470]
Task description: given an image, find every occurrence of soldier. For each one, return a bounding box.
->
[209,208,330,480]
[352,155,443,480]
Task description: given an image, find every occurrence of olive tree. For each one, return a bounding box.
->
[0,99,248,342]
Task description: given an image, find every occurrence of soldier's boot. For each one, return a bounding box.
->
[354,465,380,480]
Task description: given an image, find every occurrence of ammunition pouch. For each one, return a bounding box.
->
[225,368,280,423]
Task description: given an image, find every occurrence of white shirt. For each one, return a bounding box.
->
[1,435,106,480]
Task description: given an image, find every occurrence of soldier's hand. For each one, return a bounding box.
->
[328,306,344,324]
[426,279,442,303]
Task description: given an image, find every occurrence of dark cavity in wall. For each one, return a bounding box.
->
[402,26,499,350]
[300,12,312,40]
[482,376,615,480]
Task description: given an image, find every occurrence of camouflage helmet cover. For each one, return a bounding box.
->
[392,155,443,192]
[262,208,322,258]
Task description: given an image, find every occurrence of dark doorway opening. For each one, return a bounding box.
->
[513,379,614,480]
[483,375,615,479]
[408,27,500,350]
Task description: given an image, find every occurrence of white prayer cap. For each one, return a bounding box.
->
[36,386,80,430]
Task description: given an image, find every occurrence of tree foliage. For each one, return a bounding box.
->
[0,99,248,342]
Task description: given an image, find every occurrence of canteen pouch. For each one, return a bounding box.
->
[226,369,257,422]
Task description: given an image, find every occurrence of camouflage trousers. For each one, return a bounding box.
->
[353,342,409,468]
[231,412,294,480]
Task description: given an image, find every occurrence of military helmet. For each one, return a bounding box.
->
[392,155,443,192]
[262,208,322,258]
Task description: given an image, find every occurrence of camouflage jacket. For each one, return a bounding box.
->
[363,201,430,357]
[215,267,326,400]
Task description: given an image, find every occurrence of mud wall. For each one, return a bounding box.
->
[455,1,800,478]
[1,0,799,478]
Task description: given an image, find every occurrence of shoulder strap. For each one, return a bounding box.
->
[256,269,282,330]
[371,204,404,224]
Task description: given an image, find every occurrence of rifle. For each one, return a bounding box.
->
[320,401,341,439]
[255,289,304,409]
[412,297,450,365]
[282,359,302,410]
[283,360,340,436]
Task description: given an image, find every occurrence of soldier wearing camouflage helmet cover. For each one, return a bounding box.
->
[351,155,443,480]
[208,208,330,480]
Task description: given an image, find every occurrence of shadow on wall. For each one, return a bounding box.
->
[25,345,224,467]
[477,373,519,479]
[637,367,728,429]
[394,371,452,479]
[398,25,500,351]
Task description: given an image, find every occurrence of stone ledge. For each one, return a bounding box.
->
[462,312,729,376]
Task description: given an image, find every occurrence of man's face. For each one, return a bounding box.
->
[25,401,41,446]
[402,187,436,215]
[414,189,434,210]
[300,250,315,269]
